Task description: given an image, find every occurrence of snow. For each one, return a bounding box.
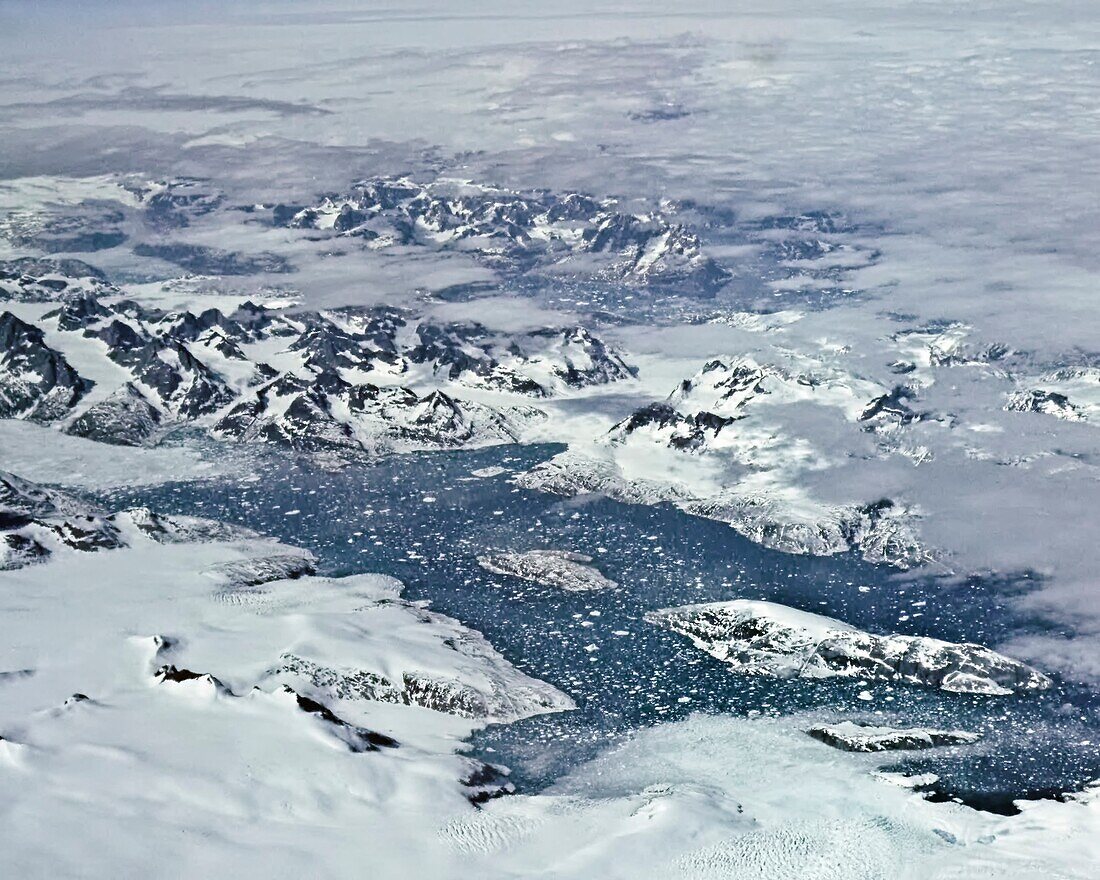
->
[3,0,1100,872]
[0,419,238,488]
[807,721,982,753]
[0,520,1096,877]
[0,518,573,875]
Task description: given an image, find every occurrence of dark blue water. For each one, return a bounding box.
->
[99,442,1100,812]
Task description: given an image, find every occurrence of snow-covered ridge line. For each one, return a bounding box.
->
[645,599,1051,695]
[517,353,932,568]
[0,467,257,570]
[0,173,733,295]
[1005,366,1100,423]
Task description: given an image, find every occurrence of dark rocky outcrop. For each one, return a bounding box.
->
[65,383,162,446]
[0,311,93,421]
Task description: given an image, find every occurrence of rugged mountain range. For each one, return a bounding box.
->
[1,173,734,296]
[1005,366,1100,422]
[270,176,732,295]
[0,260,635,454]
[0,257,118,302]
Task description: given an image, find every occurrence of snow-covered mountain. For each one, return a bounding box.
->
[1005,366,1100,423]
[0,261,636,455]
[0,310,93,422]
[518,355,931,567]
[273,176,731,295]
[0,257,119,302]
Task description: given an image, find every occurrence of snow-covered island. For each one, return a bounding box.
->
[807,721,982,752]
[645,599,1051,695]
[477,549,618,592]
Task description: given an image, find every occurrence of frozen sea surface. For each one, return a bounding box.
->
[100,443,1100,813]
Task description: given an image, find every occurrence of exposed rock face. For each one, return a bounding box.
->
[212,371,359,452]
[888,324,1014,372]
[154,666,401,754]
[579,214,728,292]
[0,469,89,518]
[858,385,926,430]
[116,507,256,544]
[275,175,730,295]
[406,321,636,396]
[461,761,515,806]
[80,315,237,420]
[0,311,93,422]
[64,383,162,446]
[155,663,231,692]
[272,595,578,725]
[807,721,982,752]
[271,655,572,726]
[288,318,381,373]
[1008,366,1100,423]
[610,401,737,452]
[514,450,682,506]
[212,371,538,454]
[123,177,225,230]
[519,452,928,569]
[547,326,639,387]
[0,470,122,569]
[609,355,928,451]
[681,495,926,568]
[129,341,237,419]
[645,599,1051,695]
[53,290,114,331]
[281,687,400,754]
[477,549,618,592]
[274,651,575,724]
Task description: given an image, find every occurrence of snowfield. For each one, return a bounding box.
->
[0,501,1097,878]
